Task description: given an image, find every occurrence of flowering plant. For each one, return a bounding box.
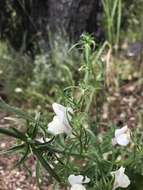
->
[0,35,142,190]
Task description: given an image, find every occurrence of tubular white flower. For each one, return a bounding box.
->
[48,103,73,135]
[70,184,86,190]
[111,166,130,190]
[68,174,90,190]
[112,126,131,146]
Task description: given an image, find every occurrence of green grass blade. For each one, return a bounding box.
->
[116,0,122,46]
[111,0,119,19]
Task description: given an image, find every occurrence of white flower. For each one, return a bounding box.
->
[70,184,86,190]
[111,166,130,190]
[48,103,73,135]
[14,87,23,93]
[68,174,90,190]
[112,126,131,146]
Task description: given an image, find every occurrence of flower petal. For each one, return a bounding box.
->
[111,167,130,190]
[52,102,73,127]
[68,175,84,185]
[68,175,90,186]
[117,173,130,188]
[115,126,128,138]
[116,134,130,146]
[70,184,86,190]
[52,103,66,121]
[48,103,73,135]
[48,116,65,135]
[83,176,90,183]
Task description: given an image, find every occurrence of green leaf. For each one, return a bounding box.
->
[32,147,61,182]
[0,99,33,121]
[0,144,25,155]
[36,160,42,189]
[11,127,27,141]
[0,127,25,140]
[13,145,29,168]
[29,112,41,139]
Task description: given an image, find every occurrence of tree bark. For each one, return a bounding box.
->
[48,0,103,40]
[0,0,103,49]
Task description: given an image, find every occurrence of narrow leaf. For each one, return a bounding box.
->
[32,147,61,182]
[0,144,25,155]
[36,161,42,189]
[11,127,27,141]
[13,145,29,168]
[0,99,33,121]
[0,127,25,140]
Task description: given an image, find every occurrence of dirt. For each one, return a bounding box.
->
[0,113,38,190]
[102,80,143,128]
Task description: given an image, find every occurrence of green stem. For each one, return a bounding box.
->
[32,146,61,182]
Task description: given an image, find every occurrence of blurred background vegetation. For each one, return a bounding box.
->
[0,0,142,107]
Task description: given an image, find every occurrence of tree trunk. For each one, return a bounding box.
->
[47,0,103,40]
[0,0,103,49]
